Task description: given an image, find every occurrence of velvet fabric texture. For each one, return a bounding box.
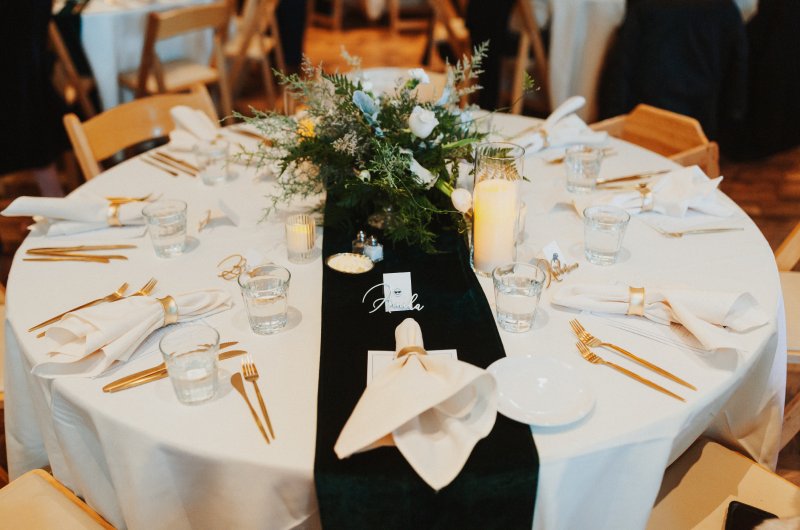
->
[314,224,539,529]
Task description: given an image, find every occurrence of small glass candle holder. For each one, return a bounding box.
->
[284,214,316,263]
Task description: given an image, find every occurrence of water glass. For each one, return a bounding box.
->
[142,199,187,258]
[492,262,547,333]
[238,264,291,334]
[583,205,631,265]
[194,139,230,186]
[159,324,219,405]
[565,145,604,193]
[285,214,316,263]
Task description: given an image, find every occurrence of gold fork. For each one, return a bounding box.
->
[230,372,270,444]
[570,320,696,390]
[29,282,129,332]
[242,355,276,441]
[650,226,744,238]
[576,342,685,401]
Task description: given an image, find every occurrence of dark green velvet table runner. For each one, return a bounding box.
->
[314,226,539,529]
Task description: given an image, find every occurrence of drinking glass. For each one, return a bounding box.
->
[492,262,547,333]
[194,139,230,186]
[472,142,525,276]
[583,205,631,265]
[159,324,219,405]
[238,264,291,334]
[565,145,604,193]
[285,214,316,263]
[142,199,187,258]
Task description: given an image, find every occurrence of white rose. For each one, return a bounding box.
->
[357,169,371,182]
[408,106,438,139]
[407,68,430,84]
[451,188,473,214]
[401,149,437,189]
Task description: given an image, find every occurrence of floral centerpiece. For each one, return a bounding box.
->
[237,44,528,252]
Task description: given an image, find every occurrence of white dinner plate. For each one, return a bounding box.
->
[487,354,596,427]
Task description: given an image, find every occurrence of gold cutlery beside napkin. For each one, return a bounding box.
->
[552,284,769,353]
[334,318,497,490]
[33,289,232,378]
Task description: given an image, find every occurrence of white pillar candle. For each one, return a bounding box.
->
[473,178,519,274]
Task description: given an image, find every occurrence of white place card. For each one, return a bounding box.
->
[366,349,458,384]
[383,272,413,312]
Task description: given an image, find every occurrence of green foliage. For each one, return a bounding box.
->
[236,44,513,252]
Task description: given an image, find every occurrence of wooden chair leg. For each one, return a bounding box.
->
[510,33,530,115]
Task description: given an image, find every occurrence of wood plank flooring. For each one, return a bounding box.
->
[1,21,799,489]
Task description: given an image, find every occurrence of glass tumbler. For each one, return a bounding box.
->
[159,324,219,405]
[194,139,230,186]
[238,264,291,334]
[565,145,604,193]
[492,261,547,333]
[583,205,631,265]
[142,199,187,258]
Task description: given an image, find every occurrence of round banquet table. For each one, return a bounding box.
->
[3,113,787,530]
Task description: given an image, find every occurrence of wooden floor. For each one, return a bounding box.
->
[1,20,799,489]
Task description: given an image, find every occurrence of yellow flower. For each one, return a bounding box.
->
[297,118,315,138]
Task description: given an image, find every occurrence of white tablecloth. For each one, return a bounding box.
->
[4,113,785,529]
[72,0,211,109]
[542,0,759,122]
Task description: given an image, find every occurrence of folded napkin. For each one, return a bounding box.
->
[518,115,608,157]
[1,196,145,236]
[168,105,219,150]
[551,284,769,352]
[33,289,232,378]
[575,166,734,218]
[334,318,497,490]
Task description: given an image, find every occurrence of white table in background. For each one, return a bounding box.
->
[71,0,211,110]
[4,113,785,529]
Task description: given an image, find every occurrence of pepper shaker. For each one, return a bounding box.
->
[352,230,367,254]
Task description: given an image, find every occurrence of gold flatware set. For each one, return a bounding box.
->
[141,151,199,177]
[571,319,696,402]
[24,244,137,263]
[102,341,242,393]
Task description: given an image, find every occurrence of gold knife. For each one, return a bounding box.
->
[26,251,128,260]
[156,151,200,173]
[596,169,670,186]
[103,342,240,393]
[140,156,178,177]
[149,153,197,176]
[24,256,111,263]
[27,245,137,253]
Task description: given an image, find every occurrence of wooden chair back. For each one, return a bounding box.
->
[591,104,720,178]
[777,220,800,449]
[428,0,471,63]
[307,0,344,31]
[48,21,96,118]
[63,85,217,180]
[226,0,285,104]
[132,2,232,115]
[510,0,549,114]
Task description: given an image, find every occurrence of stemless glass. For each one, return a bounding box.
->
[472,142,525,276]
[194,139,230,186]
[238,264,291,334]
[492,262,547,333]
[565,145,604,193]
[159,324,219,405]
[583,205,631,265]
[142,199,187,258]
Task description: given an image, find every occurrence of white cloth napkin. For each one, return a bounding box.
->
[519,114,608,156]
[168,106,219,151]
[1,196,145,236]
[33,289,232,378]
[574,166,734,218]
[334,318,498,490]
[551,284,769,352]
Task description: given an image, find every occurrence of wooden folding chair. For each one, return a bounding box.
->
[647,438,800,529]
[427,0,470,67]
[591,104,720,178]
[307,0,344,32]
[509,0,548,115]
[118,2,232,118]
[388,0,432,34]
[777,221,800,450]
[225,0,286,105]
[63,85,217,181]
[0,469,115,529]
[48,21,96,118]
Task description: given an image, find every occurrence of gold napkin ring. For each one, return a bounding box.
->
[627,286,646,316]
[638,185,654,212]
[395,346,427,359]
[158,296,179,325]
[107,204,122,226]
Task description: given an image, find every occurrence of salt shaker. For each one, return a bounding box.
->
[364,235,384,262]
[352,230,367,254]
